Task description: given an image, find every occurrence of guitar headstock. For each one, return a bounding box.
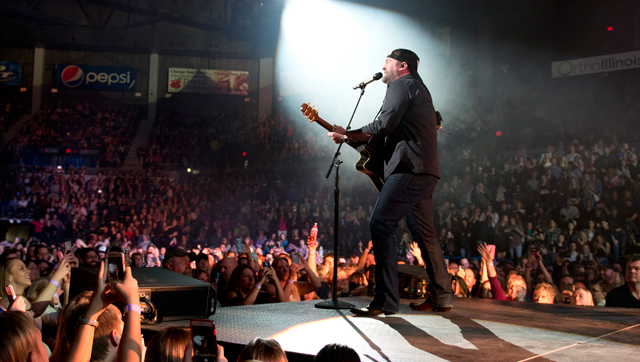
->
[300,102,319,123]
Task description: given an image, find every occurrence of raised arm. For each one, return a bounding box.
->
[409,242,424,266]
[292,253,322,296]
[538,258,554,285]
[478,243,506,301]
[115,266,143,362]
[228,268,268,306]
[357,240,373,271]
[65,260,119,362]
[307,236,318,275]
[268,268,287,303]
[32,258,70,316]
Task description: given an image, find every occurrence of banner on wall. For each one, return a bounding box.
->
[551,50,640,78]
[54,64,137,91]
[167,68,249,95]
[0,61,22,86]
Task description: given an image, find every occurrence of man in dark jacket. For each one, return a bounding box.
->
[328,49,452,315]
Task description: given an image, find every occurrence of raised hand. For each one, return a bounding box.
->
[113,266,140,305]
[52,257,71,282]
[86,260,120,318]
[8,295,27,313]
[478,243,493,263]
[257,267,269,285]
[295,252,308,269]
[267,267,280,284]
[307,236,317,252]
[289,263,301,280]
[65,249,80,268]
[409,242,422,259]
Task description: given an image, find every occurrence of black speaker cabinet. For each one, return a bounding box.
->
[397,264,429,299]
[71,267,213,321]
[133,268,213,321]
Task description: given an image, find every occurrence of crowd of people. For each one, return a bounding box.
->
[1,96,640,362]
[3,102,140,168]
[0,246,363,362]
[136,109,341,173]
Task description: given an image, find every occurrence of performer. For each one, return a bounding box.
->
[328,49,452,315]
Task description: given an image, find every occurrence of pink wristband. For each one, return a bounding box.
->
[287,279,294,284]
[254,284,262,290]
[53,293,60,299]
[125,304,142,315]
[49,279,60,288]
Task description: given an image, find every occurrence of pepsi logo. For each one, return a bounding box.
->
[61,65,84,88]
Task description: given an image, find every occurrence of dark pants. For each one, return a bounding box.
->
[369,173,452,313]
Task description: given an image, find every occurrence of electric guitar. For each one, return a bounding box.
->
[301,102,385,192]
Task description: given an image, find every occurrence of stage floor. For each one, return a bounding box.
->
[144,297,640,362]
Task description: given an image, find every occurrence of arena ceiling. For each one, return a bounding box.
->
[0,0,285,58]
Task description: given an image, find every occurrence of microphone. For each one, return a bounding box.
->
[352,72,383,90]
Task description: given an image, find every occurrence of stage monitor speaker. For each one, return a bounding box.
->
[134,267,214,321]
[71,267,213,321]
[397,264,428,299]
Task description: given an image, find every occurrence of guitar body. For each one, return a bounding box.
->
[301,103,385,192]
[355,138,385,192]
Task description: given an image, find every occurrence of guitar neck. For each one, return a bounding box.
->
[312,116,334,132]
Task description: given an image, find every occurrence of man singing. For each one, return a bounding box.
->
[328,49,452,315]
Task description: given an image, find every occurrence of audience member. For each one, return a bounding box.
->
[236,338,287,362]
[315,343,361,362]
[605,254,640,308]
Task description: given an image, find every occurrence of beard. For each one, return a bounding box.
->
[182,267,193,277]
[381,68,398,84]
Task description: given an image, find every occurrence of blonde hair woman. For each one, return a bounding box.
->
[571,287,594,306]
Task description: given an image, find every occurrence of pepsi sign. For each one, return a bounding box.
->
[54,64,137,92]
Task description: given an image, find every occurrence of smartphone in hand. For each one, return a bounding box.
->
[190,319,218,361]
[487,244,496,260]
[107,252,125,284]
[291,253,300,265]
[4,285,16,305]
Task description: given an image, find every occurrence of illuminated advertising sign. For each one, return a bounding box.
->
[54,64,137,91]
[168,68,249,95]
[0,61,22,86]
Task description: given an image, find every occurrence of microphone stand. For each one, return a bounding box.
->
[315,86,368,310]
